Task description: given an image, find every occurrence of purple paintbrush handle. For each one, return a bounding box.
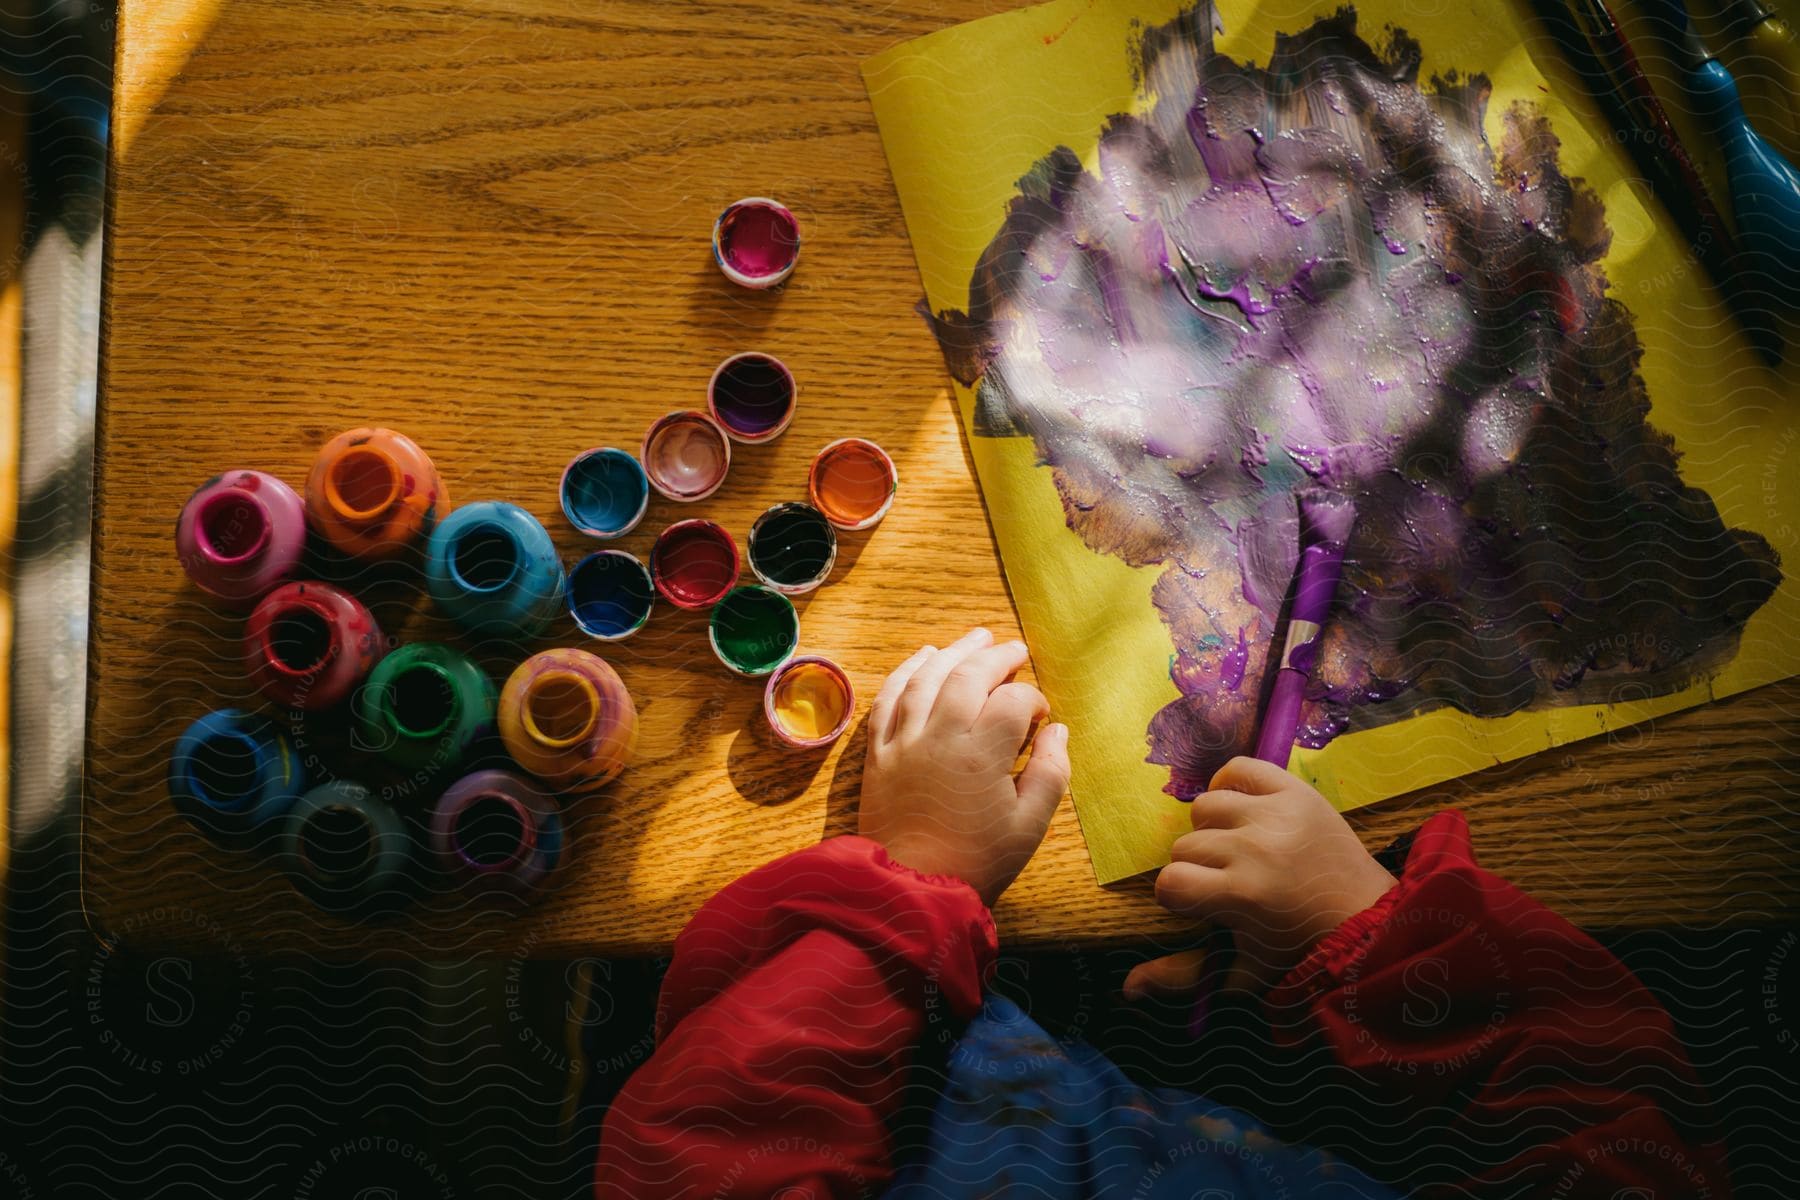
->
[1253,667,1309,766]
[1252,520,1349,766]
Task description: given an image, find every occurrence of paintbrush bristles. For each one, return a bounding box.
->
[1296,490,1356,546]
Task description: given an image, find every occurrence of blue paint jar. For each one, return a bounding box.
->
[168,708,306,845]
[424,501,566,638]
[567,549,655,640]
[561,447,650,538]
[277,781,414,915]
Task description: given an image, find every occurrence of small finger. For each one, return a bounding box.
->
[870,645,935,747]
[1208,755,1295,797]
[936,640,1031,729]
[896,627,993,736]
[1189,789,1251,830]
[1154,861,1233,919]
[1169,829,1235,869]
[976,681,1048,752]
[1012,721,1070,831]
[1122,948,1211,1003]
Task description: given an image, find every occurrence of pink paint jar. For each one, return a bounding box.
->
[174,470,308,604]
[429,769,565,900]
[641,410,731,502]
[244,580,387,711]
[711,197,800,288]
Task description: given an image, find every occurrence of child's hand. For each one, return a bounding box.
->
[1128,756,1396,997]
[859,628,1070,907]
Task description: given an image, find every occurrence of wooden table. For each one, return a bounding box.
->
[86,0,1800,958]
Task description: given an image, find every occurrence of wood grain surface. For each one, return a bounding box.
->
[87,0,1800,958]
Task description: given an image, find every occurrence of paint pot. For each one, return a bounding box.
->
[746,502,838,595]
[649,519,739,610]
[707,352,797,444]
[567,550,655,641]
[304,427,450,562]
[424,500,566,638]
[244,581,385,711]
[429,769,565,900]
[708,585,800,677]
[711,196,800,289]
[763,655,854,749]
[809,438,899,531]
[353,642,496,774]
[168,708,306,846]
[499,647,638,793]
[641,410,731,502]
[174,470,308,604]
[560,447,649,538]
[277,781,413,915]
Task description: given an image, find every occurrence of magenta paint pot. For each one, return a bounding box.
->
[649,519,740,610]
[641,410,731,502]
[244,580,386,711]
[174,470,308,604]
[429,769,565,900]
[711,197,800,289]
[707,351,797,444]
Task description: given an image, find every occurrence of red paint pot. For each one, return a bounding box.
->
[244,581,386,711]
[711,197,800,289]
[649,519,740,610]
[707,351,796,444]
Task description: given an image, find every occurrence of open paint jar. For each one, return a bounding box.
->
[649,519,739,610]
[566,550,655,641]
[560,447,649,538]
[711,197,800,289]
[641,410,731,502]
[708,585,799,677]
[707,351,796,444]
[763,655,854,748]
[747,502,837,595]
[808,438,898,530]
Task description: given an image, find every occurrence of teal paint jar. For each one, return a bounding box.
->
[277,781,414,915]
[424,501,565,639]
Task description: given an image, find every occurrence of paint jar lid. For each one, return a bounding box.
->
[567,550,655,641]
[707,351,797,445]
[763,655,854,749]
[712,197,800,289]
[708,585,799,677]
[809,438,899,530]
[641,410,732,503]
[561,447,650,539]
[650,519,740,610]
[746,502,838,596]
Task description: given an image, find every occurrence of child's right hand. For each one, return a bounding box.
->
[859,628,1071,907]
[1128,756,1396,998]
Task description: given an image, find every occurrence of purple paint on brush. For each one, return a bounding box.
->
[1252,492,1354,766]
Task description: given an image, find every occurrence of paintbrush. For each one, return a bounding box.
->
[1545,0,1784,363]
[1251,490,1356,768]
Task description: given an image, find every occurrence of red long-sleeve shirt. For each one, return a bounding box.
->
[596,814,1731,1198]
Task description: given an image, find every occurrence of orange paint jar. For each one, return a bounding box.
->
[305,427,451,561]
[498,648,637,793]
[808,438,898,530]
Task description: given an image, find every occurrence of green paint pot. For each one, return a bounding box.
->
[354,641,497,773]
[707,585,799,678]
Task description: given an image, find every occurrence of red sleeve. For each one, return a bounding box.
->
[594,835,996,1199]
[1265,810,1732,1199]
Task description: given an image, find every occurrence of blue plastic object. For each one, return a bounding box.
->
[424,501,566,639]
[276,781,414,915]
[1687,57,1800,308]
[168,708,306,845]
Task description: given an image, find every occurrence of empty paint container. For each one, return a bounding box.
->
[711,196,800,289]
[424,500,565,639]
[429,769,565,900]
[305,427,450,562]
[277,781,413,915]
[809,438,898,530]
[174,470,307,603]
[707,351,796,444]
[353,642,496,774]
[746,501,837,595]
[560,447,649,538]
[498,647,638,793]
[764,655,854,749]
[641,410,731,502]
[649,519,739,610]
[244,581,386,711]
[708,585,799,678]
[168,708,306,845]
[567,550,655,641]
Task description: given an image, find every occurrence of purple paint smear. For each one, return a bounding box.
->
[927,5,1780,799]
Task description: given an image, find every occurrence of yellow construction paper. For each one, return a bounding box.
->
[863,0,1800,883]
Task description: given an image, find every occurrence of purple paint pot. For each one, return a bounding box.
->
[641,410,731,502]
[174,470,308,604]
[429,769,565,900]
[707,351,796,444]
[712,197,800,289]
